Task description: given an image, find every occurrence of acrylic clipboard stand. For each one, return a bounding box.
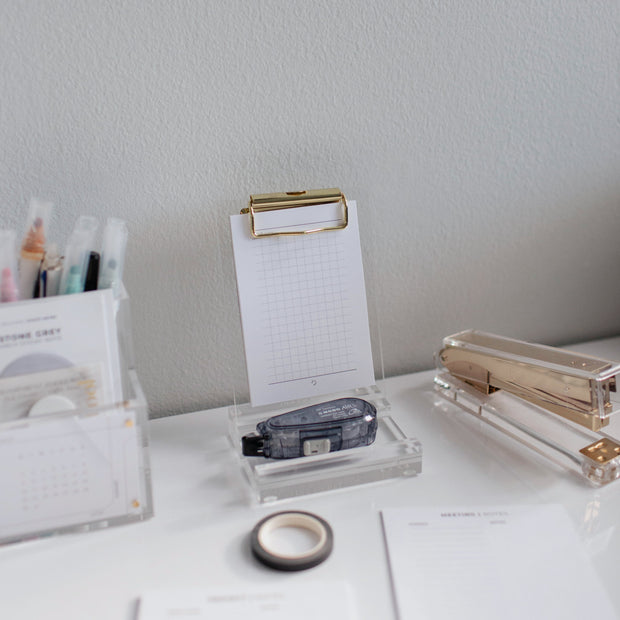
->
[0,288,153,545]
[227,189,422,503]
[434,330,620,486]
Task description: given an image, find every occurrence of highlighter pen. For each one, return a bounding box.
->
[18,198,53,299]
[98,218,128,296]
[64,265,82,294]
[0,230,20,302]
[38,243,63,297]
[58,216,99,295]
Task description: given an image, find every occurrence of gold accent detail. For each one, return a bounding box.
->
[439,332,618,431]
[124,419,134,428]
[580,438,620,464]
[241,188,348,238]
[450,330,613,374]
[132,500,141,508]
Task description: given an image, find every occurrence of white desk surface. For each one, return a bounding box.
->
[2,337,620,619]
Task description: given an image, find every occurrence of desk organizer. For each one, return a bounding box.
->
[0,290,153,545]
[227,189,422,503]
[228,385,422,503]
[434,330,620,485]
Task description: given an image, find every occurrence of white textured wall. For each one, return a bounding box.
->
[1,1,619,417]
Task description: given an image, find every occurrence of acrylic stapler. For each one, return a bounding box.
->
[435,330,620,484]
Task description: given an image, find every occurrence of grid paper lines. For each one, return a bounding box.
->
[230,200,375,406]
[255,233,356,386]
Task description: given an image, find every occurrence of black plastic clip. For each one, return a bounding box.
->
[242,433,266,456]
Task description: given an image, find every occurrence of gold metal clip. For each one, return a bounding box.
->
[241,188,348,238]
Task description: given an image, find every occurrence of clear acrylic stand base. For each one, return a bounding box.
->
[434,371,620,486]
[228,385,422,503]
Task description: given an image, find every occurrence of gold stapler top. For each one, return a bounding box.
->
[438,330,619,431]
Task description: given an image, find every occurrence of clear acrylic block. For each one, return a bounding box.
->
[228,385,422,503]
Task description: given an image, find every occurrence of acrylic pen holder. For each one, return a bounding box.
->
[0,289,153,545]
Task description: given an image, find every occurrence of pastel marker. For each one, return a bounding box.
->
[18,199,53,299]
[1,267,18,302]
[0,230,20,303]
[63,265,83,294]
[98,218,128,296]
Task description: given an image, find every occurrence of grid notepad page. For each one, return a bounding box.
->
[230,201,375,407]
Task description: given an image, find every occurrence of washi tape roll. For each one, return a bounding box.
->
[250,511,333,571]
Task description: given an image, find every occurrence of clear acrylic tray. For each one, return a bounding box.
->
[228,385,422,503]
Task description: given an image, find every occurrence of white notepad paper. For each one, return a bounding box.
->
[381,504,616,620]
[231,200,375,407]
[138,582,358,619]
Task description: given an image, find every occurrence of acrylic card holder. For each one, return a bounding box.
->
[434,329,620,485]
[0,289,153,544]
[228,189,421,503]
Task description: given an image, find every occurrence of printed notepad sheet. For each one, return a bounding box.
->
[230,201,375,407]
[138,582,357,620]
[0,289,122,421]
[381,504,615,620]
